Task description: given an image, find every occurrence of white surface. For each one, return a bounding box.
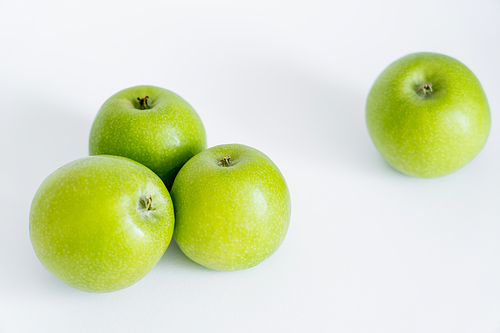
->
[1,0,500,332]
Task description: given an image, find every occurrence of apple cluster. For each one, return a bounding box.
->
[29,86,291,293]
[30,52,491,293]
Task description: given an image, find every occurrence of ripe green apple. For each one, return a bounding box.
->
[170,144,291,271]
[29,156,175,292]
[366,52,491,177]
[89,85,207,189]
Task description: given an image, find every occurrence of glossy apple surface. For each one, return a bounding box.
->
[366,52,491,177]
[171,144,291,271]
[89,85,206,189]
[29,156,175,292]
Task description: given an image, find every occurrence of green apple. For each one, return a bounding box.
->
[170,144,291,271]
[29,156,175,292]
[89,85,207,189]
[366,52,491,177]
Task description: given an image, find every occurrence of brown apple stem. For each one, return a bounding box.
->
[145,196,155,211]
[417,83,433,96]
[218,156,233,167]
[137,96,150,109]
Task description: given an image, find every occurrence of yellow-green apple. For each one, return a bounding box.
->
[171,144,291,271]
[89,85,206,189]
[366,52,491,177]
[29,155,175,292]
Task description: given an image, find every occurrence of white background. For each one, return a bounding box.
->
[1,0,499,332]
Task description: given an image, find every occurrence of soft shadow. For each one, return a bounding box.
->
[158,238,211,272]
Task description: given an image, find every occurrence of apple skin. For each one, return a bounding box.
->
[89,85,207,189]
[29,156,175,293]
[170,144,291,271]
[366,52,491,177]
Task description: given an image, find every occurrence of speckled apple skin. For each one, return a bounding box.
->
[89,85,207,189]
[171,144,291,271]
[366,52,491,178]
[29,156,175,292]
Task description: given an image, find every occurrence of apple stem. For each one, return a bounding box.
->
[145,196,155,211]
[218,156,233,167]
[137,96,150,109]
[417,83,433,96]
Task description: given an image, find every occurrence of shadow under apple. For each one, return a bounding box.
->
[157,238,209,272]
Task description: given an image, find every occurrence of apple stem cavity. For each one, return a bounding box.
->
[416,83,434,97]
[218,156,233,167]
[137,96,150,110]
